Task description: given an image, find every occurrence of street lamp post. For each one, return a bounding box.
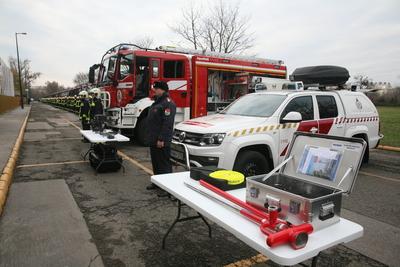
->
[15,32,27,109]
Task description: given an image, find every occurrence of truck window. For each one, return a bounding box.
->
[119,54,133,80]
[163,60,184,78]
[152,60,159,78]
[281,96,314,121]
[102,56,117,82]
[316,95,338,118]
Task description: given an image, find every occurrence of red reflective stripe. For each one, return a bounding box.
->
[280,144,289,157]
[318,118,334,134]
[297,120,318,132]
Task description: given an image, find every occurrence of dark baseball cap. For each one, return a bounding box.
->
[153,81,169,91]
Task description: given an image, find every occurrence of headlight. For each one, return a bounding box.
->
[199,133,226,146]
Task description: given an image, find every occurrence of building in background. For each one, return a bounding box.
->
[0,57,15,96]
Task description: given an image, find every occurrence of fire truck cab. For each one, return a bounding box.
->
[89,44,287,144]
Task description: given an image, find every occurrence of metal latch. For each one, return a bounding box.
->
[264,194,281,211]
[319,202,335,221]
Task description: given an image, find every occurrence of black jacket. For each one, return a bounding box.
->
[90,97,104,116]
[146,93,176,146]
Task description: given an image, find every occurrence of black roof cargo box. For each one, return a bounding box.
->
[290,65,350,87]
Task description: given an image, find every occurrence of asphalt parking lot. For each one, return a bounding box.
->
[7,102,400,266]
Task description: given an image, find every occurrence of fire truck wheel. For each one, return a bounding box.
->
[233,150,270,177]
[134,118,148,146]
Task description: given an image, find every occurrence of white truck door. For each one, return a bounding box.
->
[278,95,318,160]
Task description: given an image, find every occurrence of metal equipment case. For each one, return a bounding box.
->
[246,132,366,230]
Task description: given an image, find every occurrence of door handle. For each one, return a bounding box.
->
[309,127,318,133]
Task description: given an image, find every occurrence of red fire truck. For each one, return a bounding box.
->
[89,44,287,144]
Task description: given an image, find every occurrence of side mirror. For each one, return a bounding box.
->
[280,111,302,123]
[89,65,95,84]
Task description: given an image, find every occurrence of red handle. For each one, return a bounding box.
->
[200,179,269,220]
[240,209,265,225]
[266,223,313,249]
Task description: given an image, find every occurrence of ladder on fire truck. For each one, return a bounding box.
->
[156,46,284,66]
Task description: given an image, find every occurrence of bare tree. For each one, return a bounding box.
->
[353,74,373,88]
[170,1,204,50]
[171,0,255,54]
[73,72,89,86]
[45,81,64,92]
[132,36,155,49]
[9,57,41,94]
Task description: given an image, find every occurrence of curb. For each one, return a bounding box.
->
[0,108,30,215]
[377,145,400,152]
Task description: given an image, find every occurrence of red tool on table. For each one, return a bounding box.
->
[185,180,313,249]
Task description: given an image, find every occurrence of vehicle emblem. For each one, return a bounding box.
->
[179,131,186,142]
[355,98,362,110]
[117,90,123,103]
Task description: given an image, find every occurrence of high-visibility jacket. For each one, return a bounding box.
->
[79,98,91,122]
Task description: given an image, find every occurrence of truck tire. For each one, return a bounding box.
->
[233,150,271,177]
[362,142,369,164]
[134,118,148,146]
[353,135,369,164]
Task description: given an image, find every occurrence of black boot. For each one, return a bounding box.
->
[146,183,158,190]
[157,190,170,197]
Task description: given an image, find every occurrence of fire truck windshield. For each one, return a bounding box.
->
[119,54,133,80]
[221,94,287,117]
[101,56,117,82]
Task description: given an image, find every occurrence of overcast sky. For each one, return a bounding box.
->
[1,0,399,87]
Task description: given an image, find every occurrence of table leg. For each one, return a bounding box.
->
[82,143,94,160]
[298,252,320,267]
[198,212,212,238]
[162,200,212,249]
[311,253,320,267]
[162,200,183,249]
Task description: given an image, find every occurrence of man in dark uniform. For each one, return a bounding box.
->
[146,81,176,191]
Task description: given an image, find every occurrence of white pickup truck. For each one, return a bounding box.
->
[171,90,383,176]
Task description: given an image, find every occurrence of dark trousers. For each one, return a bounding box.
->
[82,121,90,130]
[150,146,172,175]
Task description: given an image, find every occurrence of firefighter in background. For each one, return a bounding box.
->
[88,90,95,120]
[73,95,79,113]
[146,81,176,192]
[89,88,104,118]
[74,95,81,113]
[78,90,91,131]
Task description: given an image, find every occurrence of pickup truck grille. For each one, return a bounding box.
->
[172,130,204,146]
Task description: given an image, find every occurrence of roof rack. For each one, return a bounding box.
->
[155,46,284,65]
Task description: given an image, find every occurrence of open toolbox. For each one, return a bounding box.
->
[246,132,366,230]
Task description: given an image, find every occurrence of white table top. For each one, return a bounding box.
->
[151,172,363,266]
[80,130,130,143]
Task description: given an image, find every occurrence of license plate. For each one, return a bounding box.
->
[171,142,186,161]
[171,149,184,161]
